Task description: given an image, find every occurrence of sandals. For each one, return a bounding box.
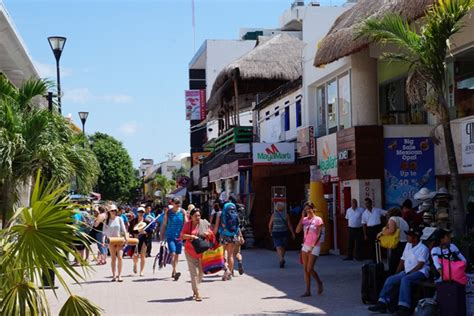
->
[111,277,117,282]
[173,272,181,281]
[195,296,202,302]
[117,277,123,282]
[317,282,324,295]
[300,292,311,297]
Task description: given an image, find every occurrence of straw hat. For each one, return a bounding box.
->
[134,222,147,231]
[414,188,436,201]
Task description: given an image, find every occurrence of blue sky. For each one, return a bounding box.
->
[5,0,345,167]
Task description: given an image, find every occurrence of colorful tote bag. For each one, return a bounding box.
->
[201,246,225,275]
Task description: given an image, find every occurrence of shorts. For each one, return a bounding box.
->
[302,244,321,256]
[96,232,107,254]
[219,234,239,245]
[167,239,183,255]
[132,235,147,254]
[272,231,288,248]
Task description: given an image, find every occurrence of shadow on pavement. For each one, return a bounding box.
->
[73,280,112,285]
[132,277,168,282]
[241,249,367,315]
[148,298,193,303]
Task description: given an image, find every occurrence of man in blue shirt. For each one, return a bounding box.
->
[160,198,187,281]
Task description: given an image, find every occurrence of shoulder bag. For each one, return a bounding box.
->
[379,217,400,249]
[190,221,211,254]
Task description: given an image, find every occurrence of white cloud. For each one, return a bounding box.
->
[119,121,138,135]
[34,60,72,78]
[63,88,133,104]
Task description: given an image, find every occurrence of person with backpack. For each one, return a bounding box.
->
[215,201,240,281]
[160,198,188,281]
[268,202,296,268]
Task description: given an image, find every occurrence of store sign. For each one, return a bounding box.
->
[185,90,206,120]
[201,176,209,189]
[316,134,338,180]
[384,137,435,209]
[192,152,211,165]
[338,150,350,161]
[252,143,295,165]
[461,121,474,173]
[297,126,316,158]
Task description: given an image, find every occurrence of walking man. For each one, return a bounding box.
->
[362,198,387,262]
[344,199,364,261]
[145,205,155,257]
[160,198,187,281]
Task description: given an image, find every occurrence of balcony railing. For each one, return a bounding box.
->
[204,126,253,152]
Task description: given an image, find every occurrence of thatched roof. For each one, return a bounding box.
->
[208,33,305,111]
[314,0,434,67]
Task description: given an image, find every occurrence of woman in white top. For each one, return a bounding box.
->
[431,228,467,281]
[377,207,409,275]
[103,204,128,282]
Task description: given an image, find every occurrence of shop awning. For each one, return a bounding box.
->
[167,187,187,198]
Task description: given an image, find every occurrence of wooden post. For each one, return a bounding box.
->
[233,78,240,126]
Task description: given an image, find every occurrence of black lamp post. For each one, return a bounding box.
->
[48,36,67,114]
[78,111,89,134]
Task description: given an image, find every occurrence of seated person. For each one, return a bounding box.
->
[431,228,467,282]
[369,227,429,315]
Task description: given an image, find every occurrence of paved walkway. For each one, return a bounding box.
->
[46,243,370,315]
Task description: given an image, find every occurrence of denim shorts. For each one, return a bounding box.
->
[167,239,183,254]
[272,231,288,248]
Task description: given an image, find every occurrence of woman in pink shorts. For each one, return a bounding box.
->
[296,201,324,297]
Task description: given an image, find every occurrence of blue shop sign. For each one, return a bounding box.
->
[384,137,435,209]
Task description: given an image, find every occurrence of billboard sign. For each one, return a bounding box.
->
[253,143,295,165]
[185,90,206,120]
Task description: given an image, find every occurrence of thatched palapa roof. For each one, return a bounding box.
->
[208,33,305,112]
[314,0,434,67]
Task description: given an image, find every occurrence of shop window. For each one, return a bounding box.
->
[452,49,474,119]
[379,77,427,124]
[296,100,302,127]
[316,86,326,137]
[327,79,338,134]
[284,107,290,131]
[338,72,351,130]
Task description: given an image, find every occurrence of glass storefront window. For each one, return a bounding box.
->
[338,72,351,130]
[454,49,474,118]
[327,79,338,134]
[316,86,326,137]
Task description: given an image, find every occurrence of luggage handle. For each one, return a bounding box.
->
[375,240,382,264]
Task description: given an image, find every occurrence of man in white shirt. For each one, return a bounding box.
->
[361,198,387,262]
[368,227,429,315]
[344,199,364,261]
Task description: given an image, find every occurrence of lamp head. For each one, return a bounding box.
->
[78,111,89,124]
[48,36,67,61]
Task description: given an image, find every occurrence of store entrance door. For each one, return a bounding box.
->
[337,186,351,256]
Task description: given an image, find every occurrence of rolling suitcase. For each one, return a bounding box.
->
[436,247,466,316]
[361,240,386,304]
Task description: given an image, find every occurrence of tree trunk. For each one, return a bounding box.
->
[0,178,15,228]
[440,97,466,237]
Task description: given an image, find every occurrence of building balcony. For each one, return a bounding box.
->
[204,126,253,153]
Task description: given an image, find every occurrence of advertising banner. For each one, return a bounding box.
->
[461,121,474,173]
[253,143,295,165]
[316,133,338,181]
[297,126,316,158]
[192,152,211,165]
[384,137,435,209]
[185,90,206,120]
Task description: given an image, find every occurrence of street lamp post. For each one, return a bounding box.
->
[48,36,67,114]
[78,111,89,134]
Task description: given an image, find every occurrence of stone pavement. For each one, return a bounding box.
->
[46,243,371,315]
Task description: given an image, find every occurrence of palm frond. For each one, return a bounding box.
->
[0,281,50,316]
[17,78,51,111]
[59,295,103,316]
[358,13,422,62]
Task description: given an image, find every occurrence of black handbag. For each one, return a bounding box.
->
[189,222,211,254]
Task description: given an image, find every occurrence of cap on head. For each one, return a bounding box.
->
[172,198,181,205]
[405,227,422,238]
[137,207,145,213]
[109,204,118,211]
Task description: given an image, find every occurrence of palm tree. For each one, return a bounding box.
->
[359,0,474,237]
[151,174,176,201]
[0,76,100,223]
[0,170,102,315]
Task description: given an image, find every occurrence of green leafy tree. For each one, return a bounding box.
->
[90,132,138,202]
[0,76,100,223]
[0,170,102,315]
[172,166,189,181]
[359,0,474,236]
[151,174,176,201]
